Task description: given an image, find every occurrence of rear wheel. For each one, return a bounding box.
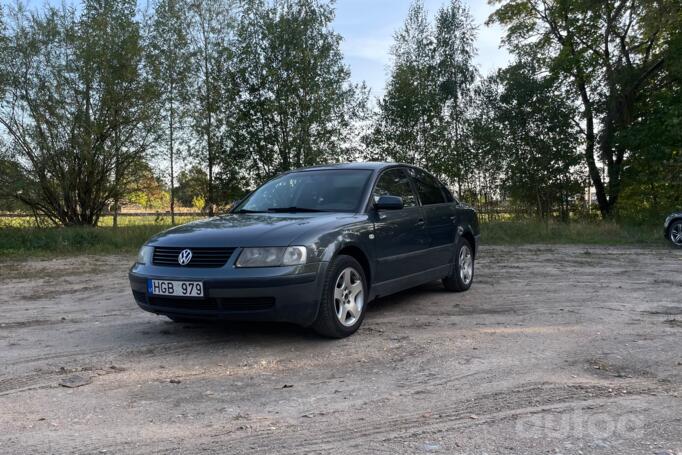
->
[669,220,682,247]
[312,255,367,338]
[443,237,474,292]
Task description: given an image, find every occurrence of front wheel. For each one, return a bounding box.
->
[669,220,682,247]
[443,237,475,292]
[312,255,367,338]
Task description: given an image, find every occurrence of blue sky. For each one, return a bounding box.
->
[333,0,510,97]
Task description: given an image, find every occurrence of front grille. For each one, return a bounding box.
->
[152,247,235,268]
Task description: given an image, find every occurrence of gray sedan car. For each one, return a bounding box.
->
[129,162,480,338]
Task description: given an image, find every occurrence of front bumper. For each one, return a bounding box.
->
[129,261,328,326]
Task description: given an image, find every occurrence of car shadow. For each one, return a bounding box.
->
[134,281,452,342]
[366,281,448,314]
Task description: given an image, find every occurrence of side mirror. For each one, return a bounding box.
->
[374,195,404,211]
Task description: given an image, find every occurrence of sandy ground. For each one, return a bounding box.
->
[0,245,681,454]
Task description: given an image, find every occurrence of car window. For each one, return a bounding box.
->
[373,169,417,208]
[408,168,446,205]
[238,170,372,213]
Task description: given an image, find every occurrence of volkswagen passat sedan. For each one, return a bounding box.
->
[129,163,480,338]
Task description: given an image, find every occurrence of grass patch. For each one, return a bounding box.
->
[0,219,668,260]
[481,220,665,246]
[0,224,173,259]
[0,215,201,228]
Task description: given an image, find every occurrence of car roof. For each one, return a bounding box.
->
[289,162,408,172]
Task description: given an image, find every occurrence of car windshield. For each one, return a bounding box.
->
[236,169,373,213]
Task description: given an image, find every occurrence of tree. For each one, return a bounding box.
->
[187,0,235,216]
[372,0,478,195]
[147,0,193,224]
[0,1,156,226]
[0,4,7,97]
[174,164,209,208]
[488,0,682,217]
[227,0,365,186]
[124,161,170,211]
[373,1,442,167]
[495,61,583,219]
[433,0,477,195]
[616,27,682,220]
[468,74,505,217]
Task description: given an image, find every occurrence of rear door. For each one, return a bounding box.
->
[371,168,430,283]
[406,167,457,267]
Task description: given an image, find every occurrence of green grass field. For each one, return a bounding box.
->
[0,217,668,260]
[0,215,201,228]
[481,220,665,246]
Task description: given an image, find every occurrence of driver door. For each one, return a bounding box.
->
[371,168,430,283]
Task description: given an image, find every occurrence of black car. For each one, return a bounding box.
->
[665,212,682,247]
[129,163,480,338]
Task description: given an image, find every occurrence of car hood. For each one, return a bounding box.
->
[147,212,357,248]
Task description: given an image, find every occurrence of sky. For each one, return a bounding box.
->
[332,0,511,98]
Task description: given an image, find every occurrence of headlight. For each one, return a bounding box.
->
[282,246,307,266]
[136,245,153,264]
[235,246,307,268]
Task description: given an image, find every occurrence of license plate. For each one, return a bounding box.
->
[148,279,204,298]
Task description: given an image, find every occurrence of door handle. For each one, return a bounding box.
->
[416,218,425,226]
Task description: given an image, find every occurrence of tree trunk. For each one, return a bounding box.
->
[170,90,175,226]
[575,79,610,218]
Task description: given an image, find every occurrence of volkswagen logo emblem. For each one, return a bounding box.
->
[178,249,193,266]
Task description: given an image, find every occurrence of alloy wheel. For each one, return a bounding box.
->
[671,223,682,246]
[334,267,364,327]
[459,245,473,285]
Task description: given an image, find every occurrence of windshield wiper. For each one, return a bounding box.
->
[267,206,328,213]
[234,209,265,214]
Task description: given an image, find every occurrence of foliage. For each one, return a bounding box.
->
[0,1,157,226]
[226,0,368,186]
[185,0,236,216]
[146,0,193,223]
[488,0,682,218]
[174,165,209,207]
[494,61,584,219]
[372,2,449,174]
[192,195,206,212]
[0,0,678,228]
[125,166,170,211]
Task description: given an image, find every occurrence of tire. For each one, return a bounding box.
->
[443,237,475,292]
[312,255,368,338]
[669,220,682,248]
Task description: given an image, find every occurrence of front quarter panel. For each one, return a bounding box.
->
[290,214,374,265]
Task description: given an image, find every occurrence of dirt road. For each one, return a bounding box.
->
[1,245,681,454]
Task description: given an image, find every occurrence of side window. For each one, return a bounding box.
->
[373,169,417,208]
[409,168,446,205]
